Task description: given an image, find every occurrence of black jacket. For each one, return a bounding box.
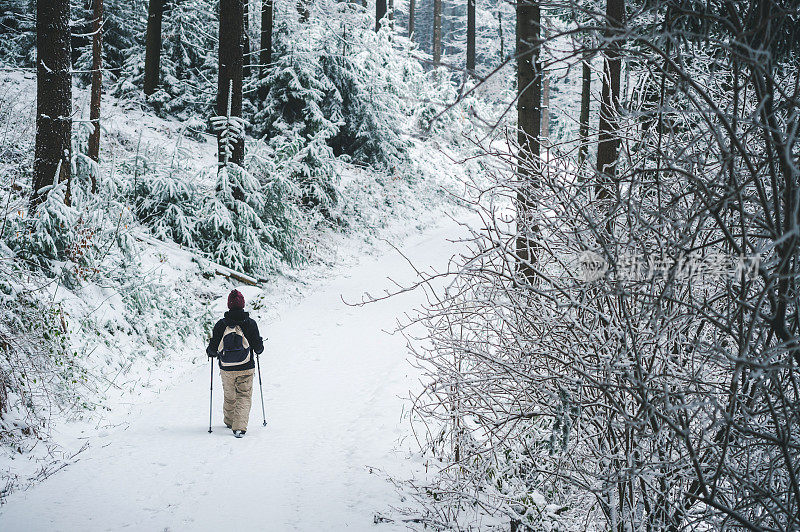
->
[206,309,264,371]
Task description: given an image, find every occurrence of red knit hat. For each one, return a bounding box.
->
[228,289,245,310]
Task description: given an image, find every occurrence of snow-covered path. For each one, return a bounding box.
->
[0,219,467,531]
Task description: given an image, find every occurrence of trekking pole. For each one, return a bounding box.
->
[256,353,267,426]
[208,357,214,433]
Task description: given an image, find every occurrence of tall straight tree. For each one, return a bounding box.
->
[33,0,72,210]
[433,0,442,65]
[218,0,245,166]
[596,0,624,198]
[408,0,415,37]
[260,0,273,69]
[88,0,102,180]
[541,75,549,140]
[540,25,549,142]
[143,0,163,95]
[578,46,591,166]
[496,4,504,61]
[466,0,475,72]
[515,0,541,280]
[243,0,251,78]
[376,0,386,31]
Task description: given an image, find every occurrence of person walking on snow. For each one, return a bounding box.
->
[207,289,264,438]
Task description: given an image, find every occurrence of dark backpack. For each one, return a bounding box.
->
[217,325,252,367]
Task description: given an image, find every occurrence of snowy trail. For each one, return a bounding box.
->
[0,218,467,531]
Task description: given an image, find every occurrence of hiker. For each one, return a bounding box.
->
[207,289,264,438]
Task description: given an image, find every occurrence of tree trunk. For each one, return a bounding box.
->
[260,0,272,70]
[172,0,185,79]
[515,0,541,280]
[466,0,475,73]
[541,74,549,141]
[578,46,591,167]
[433,0,442,65]
[596,0,624,198]
[143,0,163,96]
[408,0,415,37]
[33,0,72,211]
[540,24,549,144]
[218,0,245,166]
[388,0,394,27]
[243,0,251,78]
[88,0,102,180]
[497,5,504,62]
[376,0,386,31]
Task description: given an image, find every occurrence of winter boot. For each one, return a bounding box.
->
[234,430,246,438]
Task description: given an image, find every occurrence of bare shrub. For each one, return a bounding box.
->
[402,1,800,529]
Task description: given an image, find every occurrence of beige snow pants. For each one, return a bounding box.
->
[220,368,255,432]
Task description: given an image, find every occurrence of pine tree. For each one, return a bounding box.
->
[243,0,252,79]
[496,0,505,62]
[253,31,339,217]
[260,0,273,69]
[408,0,415,37]
[376,0,387,31]
[433,0,442,65]
[143,0,163,95]
[33,0,72,211]
[578,45,591,167]
[217,0,245,166]
[515,0,541,281]
[596,0,624,197]
[119,0,217,119]
[88,0,103,179]
[196,164,300,274]
[0,0,35,67]
[466,0,475,72]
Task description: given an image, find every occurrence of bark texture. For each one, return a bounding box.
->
[218,0,245,166]
[88,0,103,179]
[515,0,541,280]
[408,0,415,37]
[33,0,72,210]
[144,0,163,95]
[516,0,541,159]
[541,74,549,141]
[433,0,442,65]
[578,47,591,166]
[376,0,386,31]
[596,0,624,197]
[466,0,475,72]
[243,0,251,78]
[260,0,273,69]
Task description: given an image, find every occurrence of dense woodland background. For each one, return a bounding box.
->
[1,0,800,530]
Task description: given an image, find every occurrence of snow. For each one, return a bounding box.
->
[0,216,471,531]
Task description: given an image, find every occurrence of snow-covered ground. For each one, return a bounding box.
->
[0,215,469,531]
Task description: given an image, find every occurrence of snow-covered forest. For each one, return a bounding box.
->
[1,0,799,530]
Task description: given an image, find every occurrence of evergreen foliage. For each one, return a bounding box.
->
[132,169,198,247]
[0,0,35,67]
[112,0,217,120]
[252,23,341,218]
[195,164,299,275]
[320,29,407,169]
[11,181,78,266]
[73,0,146,86]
